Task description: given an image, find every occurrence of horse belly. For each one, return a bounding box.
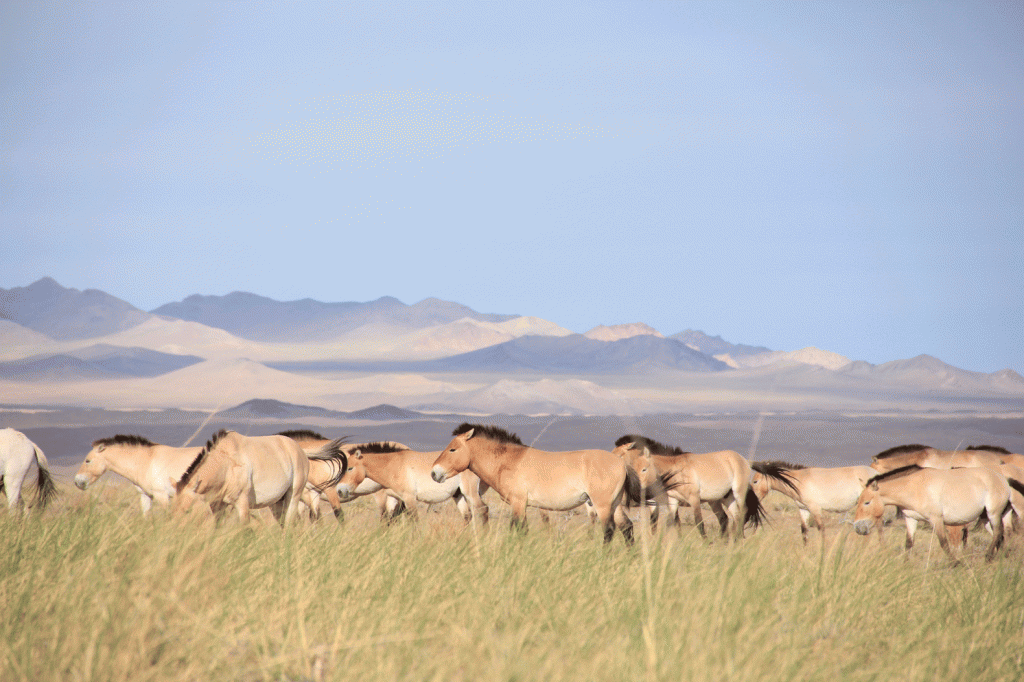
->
[411,473,459,504]
[527,490,589,512]
[252,469,293,507]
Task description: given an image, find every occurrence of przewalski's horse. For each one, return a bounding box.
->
[174,429,309,526]
[853,465,1024,563]
[337,442,490,524]
[277,430,408,520]
[751,461,876,544]
[967,445,1024,470]
[0,428,57,512]
[75,434,201,513]
[613,436,769,540]
[870,444,1003,473]
[431,424,640,543]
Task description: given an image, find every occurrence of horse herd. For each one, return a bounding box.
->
[3,424,1024,563]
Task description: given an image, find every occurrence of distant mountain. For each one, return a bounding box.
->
[0,277,150,340]
[221,398,423,421]
[0,345,204,381]
[151,292,518,342]
[584,323,663,342]
[670,330,771,360]
[409,378,656,415]
[413,334,729,374]
[730,347,852,371]
[839,355,1024,393]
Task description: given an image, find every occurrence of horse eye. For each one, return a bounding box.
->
[450,448,456,452]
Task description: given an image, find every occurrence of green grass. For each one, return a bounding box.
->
[2,487,1023,682]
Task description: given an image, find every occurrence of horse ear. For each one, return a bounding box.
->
[353,450,363,459]
[641,447,651,458]
[871,481,879,491]
[463,428,475,440]
[624,442,636,451]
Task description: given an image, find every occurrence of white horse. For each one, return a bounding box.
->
[0,428,58,512]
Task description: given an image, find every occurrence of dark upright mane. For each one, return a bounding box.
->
[454,423,524,446]
[614,434,687,456]
[967,445,1011,454]
[92,434,156,448]
[756,460,806,471]
[176,429,230,493]
[277,429,327,441]
[750,461,801,493]
[353,441,409,454]
[866,464,923,486]
[873,444,931,460]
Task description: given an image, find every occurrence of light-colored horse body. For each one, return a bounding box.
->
[337,444,489,523]
[751,461,876,543]
[0,428,57,511]
[853,465,1022,562]
[613,437,760,540]
[174,429,309,525]
[871,444,1003,473]
[75,434,201,513]
[431,424,639,543]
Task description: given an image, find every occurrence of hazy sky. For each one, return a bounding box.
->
[3,2,1022,372]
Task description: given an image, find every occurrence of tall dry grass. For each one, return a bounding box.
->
[1,486,1022,682]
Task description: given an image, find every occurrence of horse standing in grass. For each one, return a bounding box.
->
[277,430,408,520]
[174,429,309,526]
[853,465,1024,563]
[0,428,57,512]
[613,436,769,540]
[75,434,200,513]
[337,442,489,524]
[431,424,640,543]
[751,461,876,544]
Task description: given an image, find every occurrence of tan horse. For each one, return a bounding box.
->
[75,434,200,513]
[751,461,876,543]
[277,430,409,520]
[431,423,640,543]
[337,442,490,523]
[967,445,1024,470]
[853,464,1024,562]
[174,429,309,526]
[1,428,58,512]
[871,444,1003,472]
[613,436,766,540]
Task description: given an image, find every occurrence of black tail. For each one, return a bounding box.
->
[1007,477,1024,498]
[307,438,349,492]
[751,461,800,494]
[34,448,58,510]
[622,466,643,507]
[744,488,769,529]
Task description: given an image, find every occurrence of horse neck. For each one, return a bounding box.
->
[101,444,155,485]
[652,453,689,475]
[772,471,803,500]
[464,440,524,487]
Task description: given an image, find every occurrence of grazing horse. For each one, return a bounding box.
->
[277,430,408,520]
[853,465,1024,562]
[431,424,640,543]
[75,434,201,513]
[613,436,768,540]
[751,461,876,544]
[0,428,57,512]
[174,429,309,526]
[336,443,490,524]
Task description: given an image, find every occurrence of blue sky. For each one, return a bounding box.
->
[3,1,1022,372]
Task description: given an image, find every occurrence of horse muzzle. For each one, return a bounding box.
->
[430,466,448,483]
[853,519,873,536]
[335,483,352,500]
[74,475,90,490]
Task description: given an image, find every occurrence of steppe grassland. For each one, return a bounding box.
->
[2,486,1023,682]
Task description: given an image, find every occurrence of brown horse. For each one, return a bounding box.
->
[751,461,875,544]
[277,430,407,520]
[613,436,769,540]
[431,424,640,543]
[174,429,309,526]
[337,442,490,524]
[853,464,1024,562]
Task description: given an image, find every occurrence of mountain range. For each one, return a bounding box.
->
[1,277,1021,415]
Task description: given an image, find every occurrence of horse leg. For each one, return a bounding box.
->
[903,516,918,552]
[985,508,1005,562]
[690,494,707,538]
[710,501,730,537]
[3,471,22,512]
[932,519,959,564]
[509,498,529,535]
[946,524,966,549]
[613,502,634,546]
[459,475,489,525]
[798,508,812,545]
[811,508,826,545]
[322,486,344,522]
[452,489,472,524]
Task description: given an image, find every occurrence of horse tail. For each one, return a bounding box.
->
[743,488,769,529]
[1007,477,1024,499]
[307,438,348,493]
[751,461,799,494]
[32,446,58,510]
[622,465,643,507]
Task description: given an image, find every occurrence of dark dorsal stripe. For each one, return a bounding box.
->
[176,429,230,493]
[615,434,687,456]
[967,445,1011,454]
[865,464,923,486]
[453,423,524,446]
[874,444,931,460]
[92,434,156,448]
[277,429,327,441]
[354,441,408,454]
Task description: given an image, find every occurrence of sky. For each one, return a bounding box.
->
[2,1,1022,373]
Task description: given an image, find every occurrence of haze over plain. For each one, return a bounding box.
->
[2,2,1021,373]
